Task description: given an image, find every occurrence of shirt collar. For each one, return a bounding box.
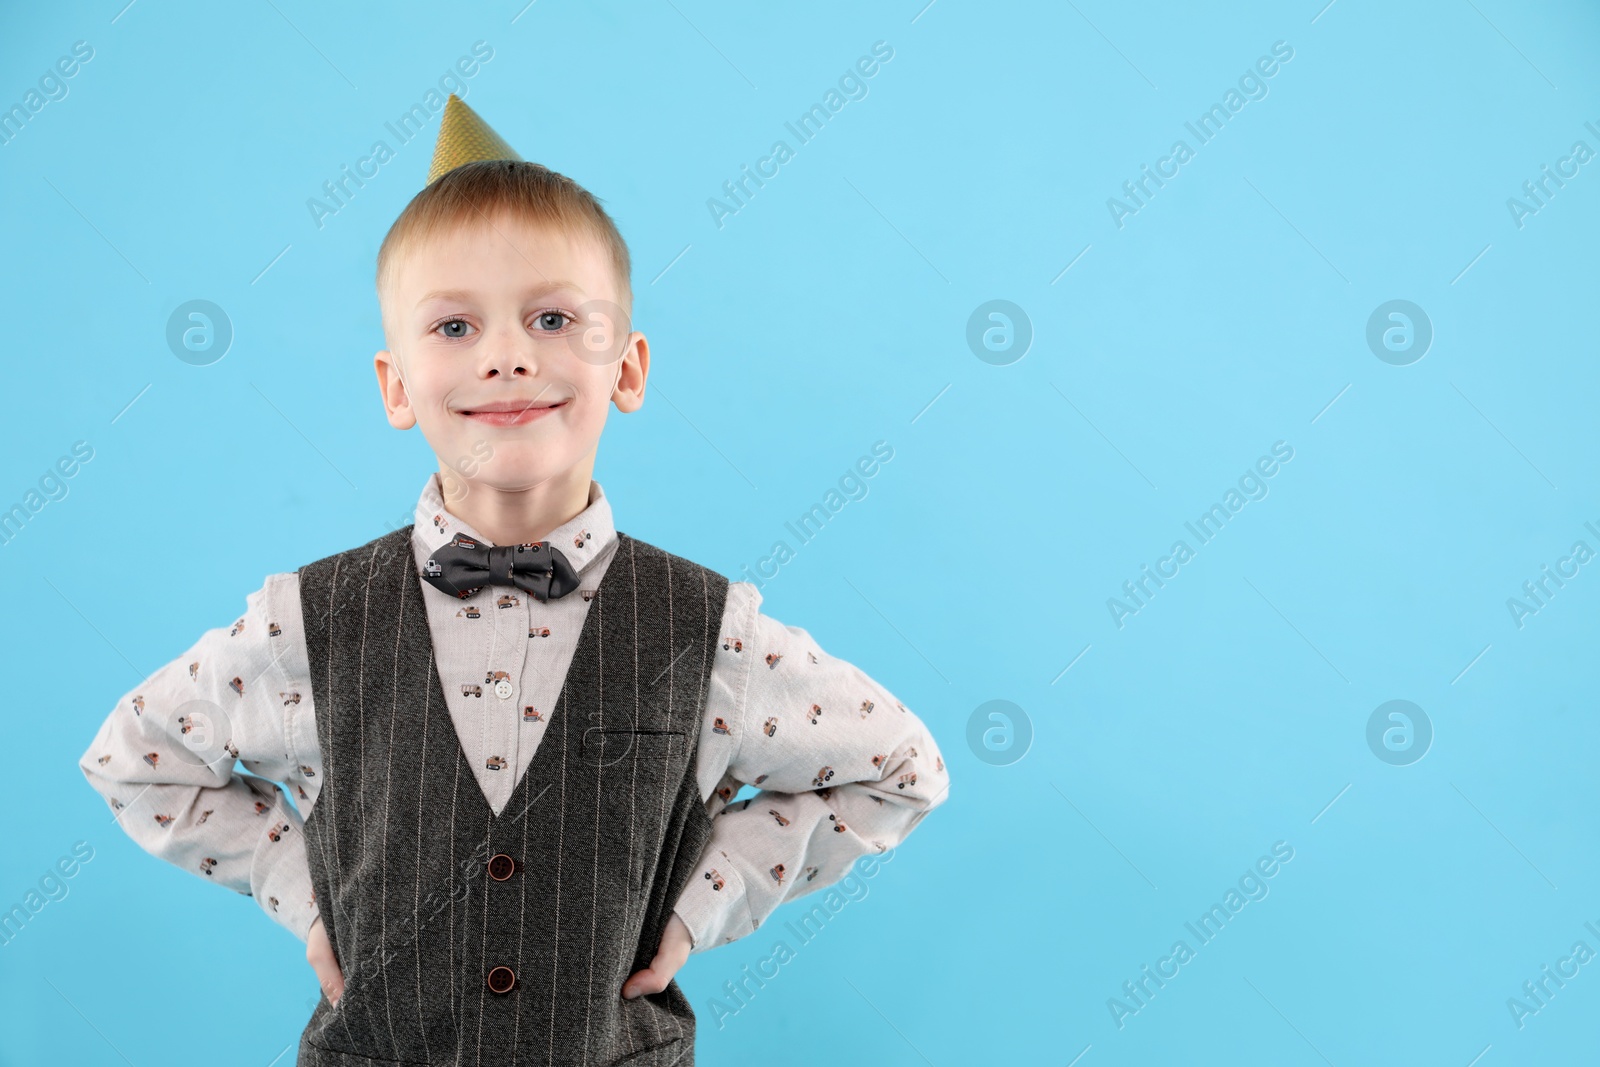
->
[411,471,618,578]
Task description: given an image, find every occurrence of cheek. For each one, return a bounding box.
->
[569,398,608,435]
[575,369,620,421]
[405,370,455,418]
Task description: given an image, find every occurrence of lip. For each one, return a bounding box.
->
[457,399,568,426]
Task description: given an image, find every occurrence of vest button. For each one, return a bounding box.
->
[486,965,516,994]
[488,852,517,881]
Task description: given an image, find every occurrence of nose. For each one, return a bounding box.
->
[477,320,539,379]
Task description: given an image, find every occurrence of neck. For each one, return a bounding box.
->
[439,462,593,546]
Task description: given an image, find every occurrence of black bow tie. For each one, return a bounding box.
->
[420,534,582,601]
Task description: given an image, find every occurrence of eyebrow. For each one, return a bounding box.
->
[416,282,586,306]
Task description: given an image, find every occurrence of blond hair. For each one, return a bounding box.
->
[376,159,633,333]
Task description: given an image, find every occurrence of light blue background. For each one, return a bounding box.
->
[3,1,1598,1064]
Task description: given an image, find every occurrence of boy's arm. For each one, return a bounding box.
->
[77,572,322,943]
[673,581,951,953]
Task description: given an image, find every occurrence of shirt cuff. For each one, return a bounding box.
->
[253,832,320,943]
[673,853,752,955]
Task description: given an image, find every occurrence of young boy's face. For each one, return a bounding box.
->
[374,212,644,506]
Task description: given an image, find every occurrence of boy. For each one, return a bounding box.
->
[78,95,949,1066]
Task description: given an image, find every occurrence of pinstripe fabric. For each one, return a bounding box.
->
[295,523,726,1066]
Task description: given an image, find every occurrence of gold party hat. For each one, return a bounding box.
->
[426,94,522,186]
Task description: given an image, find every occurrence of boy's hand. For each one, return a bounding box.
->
[307,915,346,1006]
[622,912,691,999]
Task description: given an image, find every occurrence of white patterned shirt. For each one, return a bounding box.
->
[78,472,950,954]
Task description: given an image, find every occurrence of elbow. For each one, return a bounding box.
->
[78,706,124,789]
[77,748,118,804]
[883,743,949,814]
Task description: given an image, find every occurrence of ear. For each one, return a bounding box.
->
[374,349,416,430]
[611,330,650,414]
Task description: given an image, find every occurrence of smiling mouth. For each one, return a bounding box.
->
[459,400,568,426]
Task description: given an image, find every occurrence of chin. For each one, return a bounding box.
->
[475,453,576,489]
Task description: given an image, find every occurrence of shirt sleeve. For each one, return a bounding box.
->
[672,580,951,953]
[77,571,322,943]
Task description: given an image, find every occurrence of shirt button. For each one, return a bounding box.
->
[488,853,517,881]
[486,965,516,994]
[493,679,513,699]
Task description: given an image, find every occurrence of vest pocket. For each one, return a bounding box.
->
[580,728,688,762]
[579,729,690,892]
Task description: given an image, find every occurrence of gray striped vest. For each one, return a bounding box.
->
[294,524,727,1066]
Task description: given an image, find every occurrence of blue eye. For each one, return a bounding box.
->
[534,311,573,332]
[436,318,473,339]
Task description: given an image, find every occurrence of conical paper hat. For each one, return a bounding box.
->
[426,95,522,186]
